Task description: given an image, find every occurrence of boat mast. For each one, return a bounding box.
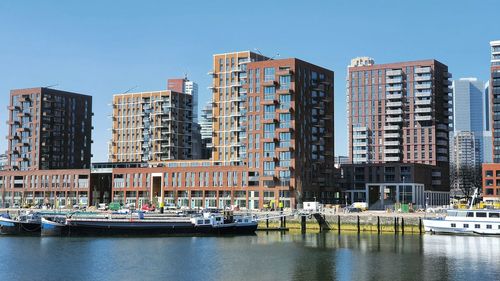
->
[469,188,479,209]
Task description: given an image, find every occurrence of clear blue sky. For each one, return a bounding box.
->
[0,0,498,161]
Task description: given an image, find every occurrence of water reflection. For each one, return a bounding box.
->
[0,233,498,281]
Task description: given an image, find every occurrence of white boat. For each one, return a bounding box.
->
[423,209,500,235]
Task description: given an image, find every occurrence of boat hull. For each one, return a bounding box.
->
[0,217,41,235]
[62,219,257,237]
[423,218,500,235]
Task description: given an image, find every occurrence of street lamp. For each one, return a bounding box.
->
[402,176,406,205]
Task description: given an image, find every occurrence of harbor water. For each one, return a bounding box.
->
[0,232,498,281]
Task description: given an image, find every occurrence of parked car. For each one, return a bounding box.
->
[98,203,108,211]
[344,206,362,213]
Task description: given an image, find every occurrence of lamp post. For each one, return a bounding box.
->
[402,176,406,205]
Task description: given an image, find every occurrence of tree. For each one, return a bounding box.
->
[451,165,481,200]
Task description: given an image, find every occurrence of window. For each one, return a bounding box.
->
[264,105,275,120]
[451,223,456,228]
[489,212,499,218]
[487,225,492,229]
[264,67,275,82]
[475,224,480,229]
[463,224,469,228]
[279,94,291,110]
[476,212,487,218]
[279,113,291,128]
[279,75,291,89]
[264,86,275,100]
[466,212,474,217]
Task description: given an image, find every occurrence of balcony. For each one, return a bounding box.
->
[262,80,276,87]
[386,94,402,100]
[386,69,402,76]
[384,141,400,146]
[384,133,400,139]
[415,75,432,82]
[415,99,431,105]
[437,148,448,154]
[386,101,402,107]
[384,125,400,131]
[415,91,431,98]
[415,83,432,90]
[415,115,432,121]
[384,148,400,154]
[386,85,403,91]
[386,109,402,115]
[437,156,448,162]
[276,88,293,95]
[437,124,448,130]
[383,156,400,162]
[386,78,403,83]
[415,67,431,74]
[415,107,432,113]
[437,140,447,146]
[386,116,403,123]
[443,80,452,86]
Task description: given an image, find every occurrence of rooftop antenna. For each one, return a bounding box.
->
[45,84,59,88]
[122,85,138,94]
[253,48,279,60]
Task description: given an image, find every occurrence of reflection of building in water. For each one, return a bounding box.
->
[423,235,500,280]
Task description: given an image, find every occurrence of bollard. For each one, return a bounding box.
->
[394,217,398,234]
[401,217,405,235]
[357,215,360,234]
[377,216,380,234]
[283,215,286,228]
[266,214,269,229]
[301,215,306,233]
[419,217,422,235]
[337,215,341,234]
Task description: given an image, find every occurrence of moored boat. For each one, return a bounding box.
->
[0,212,43,235]
[45,211,257,237]
[423,209,500,235]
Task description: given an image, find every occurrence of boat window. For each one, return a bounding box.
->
[237,219,242,222]
[244,219,248,222]
[451,223,456,228]
[463,224,469,228]
[489,213,500,218]
[475,224,480,229]
[466,212,474,217]
[456,212,467,217]
[447,211,457,217]
[197,220,203,224]
[487,225,492,229]
[476,212,487,218]
[216,217,221,221]
[204,220,210,224]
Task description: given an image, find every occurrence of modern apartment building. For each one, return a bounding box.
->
[345,58,452,207]
[5,87,93,171]
[200,100,213,159]
[450,131,479,194]
[167,77,201,159]
[490,40,500,163]
[481,40,500,201]
[110,89,193,162]
[244,58,335,203]
[209,51,267,165]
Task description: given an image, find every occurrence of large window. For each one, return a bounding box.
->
[279,151,291,167]
[279,113,291,128]
[264,105,275,120]
[264,161,275,176]
[280,75,291,90]
[264,67,275,82]
[264,86,275,100]
[279,94,291,109]
[264,142,275,157]
[264,124,275,139]
[280,132,291,147]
